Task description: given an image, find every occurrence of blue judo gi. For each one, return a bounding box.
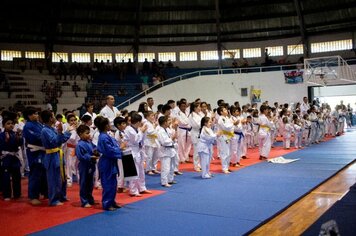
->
[40,125,70,206]
[23,121,48,200]
[75,139,97,206]
[0,130,23,199]
[97,132,122,210]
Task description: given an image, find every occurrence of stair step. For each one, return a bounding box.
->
[8,76,24,81]
[11,88,30,92]
[15,94,35,99]
[10,82,27,86]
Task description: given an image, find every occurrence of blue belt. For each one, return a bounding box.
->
[234,131,244,143]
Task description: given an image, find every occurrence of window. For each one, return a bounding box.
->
[223,49,240,59]
[1,50,21,61]
[243,48,261,58]
[115,53,134,62]
[201,50,218,60]
[265,46,283,56]
[179,51,197,61]
[94,53,112,63]
[52,52,68,62]
[311,39,352,53]
[138,53,155,62]
[25,51,45,59]
[158,52,176,62]
[72,53,90,63]
[287,44,304,55]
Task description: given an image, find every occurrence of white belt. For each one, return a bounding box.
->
[27,144,45,152]
[1,151,19,160]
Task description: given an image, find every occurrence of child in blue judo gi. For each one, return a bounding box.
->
[75,125,99,208]
[40,110,73,206]
[95,116,122,211]
[0,111,23,201]
[23,107,48,205]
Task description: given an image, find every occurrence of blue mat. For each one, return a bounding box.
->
[31,130,356,236]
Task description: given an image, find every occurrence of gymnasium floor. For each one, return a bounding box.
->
[1,130,355,236]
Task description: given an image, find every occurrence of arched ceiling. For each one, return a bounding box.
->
[1,0,355,46]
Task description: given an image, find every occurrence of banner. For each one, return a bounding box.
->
[284,70,304,84]
[251,89,261,103]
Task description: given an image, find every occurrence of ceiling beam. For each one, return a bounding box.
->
[294,0,309,58]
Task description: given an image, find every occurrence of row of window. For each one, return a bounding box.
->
[1,39,352,63]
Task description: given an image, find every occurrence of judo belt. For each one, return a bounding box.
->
[260,125,270,132]
[27,144,45,152]
[46,147,65,183]
[221,130,234,140]
[147,134,158,139]
[66,143,76,149]
[164,145,175,148]
[234,131,244,143]
[1,151,19,160]
[147,134,158,145]
[312,121,320,129]
[179,127,192,142]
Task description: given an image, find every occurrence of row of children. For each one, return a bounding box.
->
[0,97,349,211]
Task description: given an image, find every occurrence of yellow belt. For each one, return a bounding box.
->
[221,130,234,139]
[147,134,158,139]
[46,147,65,182]
[260,125,270,132]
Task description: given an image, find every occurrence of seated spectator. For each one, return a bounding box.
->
[72,82,81,97]
[232,59,238,68]
[140,72,149,91]
[117,86,127,97]
[152,74,161,86]
[54,80,62,97]
[41,80,48,93]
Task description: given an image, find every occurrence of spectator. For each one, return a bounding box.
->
[58,59,67,80]
[166,60,173,68]
[72,82,81,97]
[54,80,62,98]
[41,80,48,93]
[143,58,150,72]
[117,86,127,97]
[69,61,79,80]
[140,72,149,91]
[152,74,161,86]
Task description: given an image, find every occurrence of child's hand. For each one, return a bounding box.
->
[68,124,76,132]
[120,141,127,150]
[57,122,63,133]
[140,124,148,133]
[93,150,100,156]
[172,119,179,129]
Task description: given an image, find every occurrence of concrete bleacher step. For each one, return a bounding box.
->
[7,76,24,81]
[9,82,27,86]
[58,97,85,104]
[11,88,30,92]
[15,94,35,99]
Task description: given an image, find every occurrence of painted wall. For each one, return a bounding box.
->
[124,71,308,111]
